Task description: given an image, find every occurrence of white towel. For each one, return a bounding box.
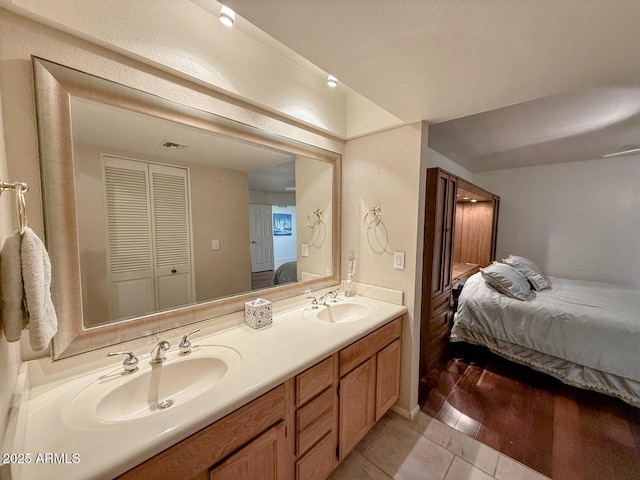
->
[0,230,27,342]
[20,227,57,351]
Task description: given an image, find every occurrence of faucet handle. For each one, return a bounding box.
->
[179,328,200,355]
[107,350,139,374]
[306,296,319,309]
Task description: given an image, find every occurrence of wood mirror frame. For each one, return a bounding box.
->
[32,57,342,360]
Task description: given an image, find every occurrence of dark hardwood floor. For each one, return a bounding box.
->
[421,343,640,480]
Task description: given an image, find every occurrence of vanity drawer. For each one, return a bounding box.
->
[295,431,335,480]
[339,317,401,376]
[296,387,334,456]
[296,355,335,406]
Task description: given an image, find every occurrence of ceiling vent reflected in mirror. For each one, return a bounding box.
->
[160,141,188,149]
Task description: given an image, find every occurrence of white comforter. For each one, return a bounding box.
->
[452,273,640,382]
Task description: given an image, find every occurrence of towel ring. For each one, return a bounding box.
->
[363,206,382,229]
[306,209,322,228]
[0,180,29,234]
[17,184,28,235]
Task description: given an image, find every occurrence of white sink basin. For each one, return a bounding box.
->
[64,345,241,429]
[312,299,377,324]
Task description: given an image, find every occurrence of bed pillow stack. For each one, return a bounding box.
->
[480,262,533,300]
[502,254,550,291]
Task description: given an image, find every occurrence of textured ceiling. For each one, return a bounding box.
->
[5,0,640,170]
[224,0,640,170]
[224,0,640,124]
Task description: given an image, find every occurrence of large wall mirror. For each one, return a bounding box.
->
[33,57,341,360]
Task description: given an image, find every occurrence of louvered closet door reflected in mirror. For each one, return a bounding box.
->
[103,156,194,320]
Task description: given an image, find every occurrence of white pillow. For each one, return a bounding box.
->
[481,262,533,301]
[502,255,549,291]
[502,254,543,277]
[528,273,549,291]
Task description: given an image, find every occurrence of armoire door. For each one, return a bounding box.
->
[429,169,457,297]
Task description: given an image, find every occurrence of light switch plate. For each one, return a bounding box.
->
[211,239,220,250]
[394,251,405,270]
[301,243,309,257]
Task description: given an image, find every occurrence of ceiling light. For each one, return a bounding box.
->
[470,199,478,203]
[327,75,338,88]
[602,145,640,158]
[285,186,296,191]
[219,5,236,27]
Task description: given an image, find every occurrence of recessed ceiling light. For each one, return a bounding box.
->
[219,5,236,27]
[285,186,296,191]
[470,199,478,203]
[602,145,640,158]
[327,75,338,88]
[462,197,469,200]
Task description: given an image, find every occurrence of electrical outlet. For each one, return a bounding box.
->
[211,239,220,250]
[394,251,405,270]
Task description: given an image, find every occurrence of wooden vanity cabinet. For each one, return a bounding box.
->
[118,317,403,480]
[338,317,402,460]
[117,383,294,480]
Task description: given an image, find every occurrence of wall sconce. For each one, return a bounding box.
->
[327,75,338,88]
[219,5,236,27]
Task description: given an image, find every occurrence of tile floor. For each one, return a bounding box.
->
[329,411,551,480]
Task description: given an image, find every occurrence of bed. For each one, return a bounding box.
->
[451,261,640,408]
[273,261,297,285]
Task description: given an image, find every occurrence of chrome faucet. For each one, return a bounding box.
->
[318,290,339,305]
[150,340,171,364]
[107,350,139,374]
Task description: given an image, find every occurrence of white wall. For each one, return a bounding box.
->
[476,155,640,287]
[427,147,476,180]
[272,205,297,269]
[296,156,334,278]
[344,122,427,416]
[0,61,22,446]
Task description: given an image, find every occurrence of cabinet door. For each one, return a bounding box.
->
[429,170,457,296]
[375,339,401,421]
[442,173,457,292]
[339,358,375,459]
[210,422,289,480]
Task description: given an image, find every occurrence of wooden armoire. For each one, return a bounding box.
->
[419,168,499,403]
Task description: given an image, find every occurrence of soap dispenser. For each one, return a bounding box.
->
[345,252,356,297]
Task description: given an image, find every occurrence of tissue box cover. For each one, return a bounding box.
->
[244,298,272,329]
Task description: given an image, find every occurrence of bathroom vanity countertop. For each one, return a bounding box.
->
[6,294,407,480]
